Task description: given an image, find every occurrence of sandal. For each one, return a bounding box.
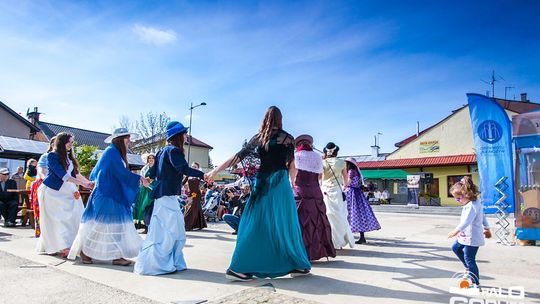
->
[225,269,253,282]
[80,251,93,264]
[112,258,132,266]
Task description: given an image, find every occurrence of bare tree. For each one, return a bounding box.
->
[132,112,170,153]
[118,115,133,131]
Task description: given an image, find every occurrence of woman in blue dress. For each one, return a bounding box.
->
[68,128,149,266]
[208,106,311,281]
[134,121,205,275]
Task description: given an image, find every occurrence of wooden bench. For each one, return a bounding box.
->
[7,189,33,228]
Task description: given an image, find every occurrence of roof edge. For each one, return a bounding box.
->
[0,101,41,133]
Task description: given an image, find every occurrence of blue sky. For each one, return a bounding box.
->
[1,0,539,164]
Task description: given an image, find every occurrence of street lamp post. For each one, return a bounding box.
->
[187,101,207,164]
[375,132,382,147]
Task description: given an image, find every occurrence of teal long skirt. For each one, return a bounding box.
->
[230,170,311,278]
[133,185,153,224]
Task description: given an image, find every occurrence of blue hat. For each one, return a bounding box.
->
[166,121,189,140]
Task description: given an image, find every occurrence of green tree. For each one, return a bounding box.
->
[75,144,98,177]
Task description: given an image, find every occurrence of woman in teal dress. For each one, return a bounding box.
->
[133,153,155,232]
[208,106,311,281]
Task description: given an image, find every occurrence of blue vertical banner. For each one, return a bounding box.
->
[467,93,515,214]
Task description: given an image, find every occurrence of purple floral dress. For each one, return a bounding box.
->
[345,169,381,233]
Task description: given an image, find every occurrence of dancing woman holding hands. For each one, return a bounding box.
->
[207,106,311,281]
[68,128,149,266]
[37,132,94,257]
[135,121,206,275]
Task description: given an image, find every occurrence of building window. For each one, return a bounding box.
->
[447,175,472,197]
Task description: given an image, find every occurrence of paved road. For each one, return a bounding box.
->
[1,213,539,304]
[0,249,159,304]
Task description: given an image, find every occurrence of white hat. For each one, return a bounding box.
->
[105,128,140,143]
[0,168,9,175]
[344,157,358,168]
[141,153,155,163]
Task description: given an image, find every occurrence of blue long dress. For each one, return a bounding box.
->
[68,145,142,261]
[229,130,311,278]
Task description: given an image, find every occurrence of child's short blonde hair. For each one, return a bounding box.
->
[450,176,480,201]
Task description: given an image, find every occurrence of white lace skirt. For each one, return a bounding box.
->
[68,220,142,260]
[67,190,142,261]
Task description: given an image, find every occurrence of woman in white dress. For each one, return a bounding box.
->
[37,132,94,257]
[321,142,354,249]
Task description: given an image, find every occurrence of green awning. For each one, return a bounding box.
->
[361,169,409,180]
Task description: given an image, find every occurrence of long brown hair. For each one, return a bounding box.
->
[112,135,129,165]
[168,132,186,152]
[47,136,56,153]
[346,161,358,173]
[257,106,283,149]
[54,132,80,175]
[450,176,480,201]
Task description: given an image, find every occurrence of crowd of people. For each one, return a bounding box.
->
[0,105,491,286]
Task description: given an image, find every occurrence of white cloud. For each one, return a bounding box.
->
[132,24,177,46]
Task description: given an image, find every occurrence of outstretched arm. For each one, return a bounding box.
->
[169,148,204,179]
[207,154,241,180]
[208,135,258,181]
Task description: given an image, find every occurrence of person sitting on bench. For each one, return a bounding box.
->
[0,168,18,227]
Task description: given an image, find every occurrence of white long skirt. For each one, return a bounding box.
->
[134,195,187,275]
[68,221,142,261]
[68,191,142,261]
[36,182,84,254]
[322,185,355,249]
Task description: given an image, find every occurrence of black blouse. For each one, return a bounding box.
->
[234,129,295,175]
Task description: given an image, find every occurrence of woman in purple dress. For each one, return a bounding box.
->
[344,157,381,244]
[292,135,336,261]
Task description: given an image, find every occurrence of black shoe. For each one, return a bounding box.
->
[5,222,16,228]
[225,269,253,282]
[355,238,366,244]
[231,231,237,235]
[289,269,310,277]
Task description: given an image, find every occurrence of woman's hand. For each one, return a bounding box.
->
[483,228,492,239]
[447,229,459,239]
[141,176,150,188]
[83,181,95,190]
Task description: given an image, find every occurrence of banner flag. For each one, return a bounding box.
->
[467,93,515,214]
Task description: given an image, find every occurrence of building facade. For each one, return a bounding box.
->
[357,97,540,206]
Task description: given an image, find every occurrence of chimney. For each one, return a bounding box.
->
[26,107,41,125]
[520,93,529,103]
[371,145,380,158]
